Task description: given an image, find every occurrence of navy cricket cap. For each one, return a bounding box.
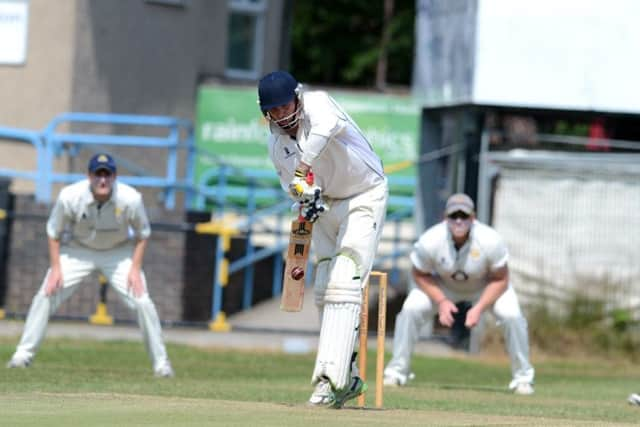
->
[257,70,299,113]
[88,153,117,174]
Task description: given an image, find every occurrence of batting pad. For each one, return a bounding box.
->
[313,259,331,309]
[312,302,360,390]
[324,254,362,305]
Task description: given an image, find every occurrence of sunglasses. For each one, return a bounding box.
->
[92,170,114,179]
[447,211,470,220]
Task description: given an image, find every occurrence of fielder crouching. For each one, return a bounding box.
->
[7,154,173,378]
[257,71,388,408]
[383,193,535,394]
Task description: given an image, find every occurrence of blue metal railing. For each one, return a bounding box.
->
[195,165,291,328]
[0,126,46,197]
[42,113,195,209]
[0,113,195,210]
[0,113,417,331]
[196,165,416,329]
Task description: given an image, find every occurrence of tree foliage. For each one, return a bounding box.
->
[290,0,415,88]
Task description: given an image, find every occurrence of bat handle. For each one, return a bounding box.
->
[297,170,314,222]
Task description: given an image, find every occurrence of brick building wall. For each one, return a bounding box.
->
[3,196,190,323]
[1,196,279,325]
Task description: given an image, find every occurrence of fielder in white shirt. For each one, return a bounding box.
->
[258,71,388,408]
[7,153,173,377]
[383,193,535,395]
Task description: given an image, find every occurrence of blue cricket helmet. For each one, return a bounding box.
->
[257,71,299,114]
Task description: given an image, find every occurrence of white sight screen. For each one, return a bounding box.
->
[473,0,640,113]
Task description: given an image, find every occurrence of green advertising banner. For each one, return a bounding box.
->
[196,86,274,172]
[195,84,420,206]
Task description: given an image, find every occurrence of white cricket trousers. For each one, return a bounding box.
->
[13,244,170,372]
[384,285,535,386]
[311,180,389,307]
[309,181,388,388]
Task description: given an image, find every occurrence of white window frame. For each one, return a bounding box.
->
[0,0,29,65]
[225,0,267,80]
[144,0,186,7]
[145,0,186,7]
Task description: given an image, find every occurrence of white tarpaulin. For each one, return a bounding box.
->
[491,155,640,316]
[414,0,640,113]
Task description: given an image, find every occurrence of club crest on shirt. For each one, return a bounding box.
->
[451,270,469,281]
[470,248,480,259]
[115,207,122,218]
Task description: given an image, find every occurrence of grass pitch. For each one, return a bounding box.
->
[1,337,639,426]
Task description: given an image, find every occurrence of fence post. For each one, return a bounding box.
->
[37,133,55,204]
[183,122,196,209]
[195,217,238,332]
[271,210,284,297]
[165,123,179,209]
[89,274,113,325]
[242,180,256,310]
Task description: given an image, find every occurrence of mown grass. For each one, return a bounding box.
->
[0,337,639,426]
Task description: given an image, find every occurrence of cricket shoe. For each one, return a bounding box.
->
[6,355,31,368]
[154,363,175,378]
[383,371,414,387]
[330,376,367,409]
[511,381,534,395]
[307,379,336,407]
[383,375,402,387]
[628,393,640,406]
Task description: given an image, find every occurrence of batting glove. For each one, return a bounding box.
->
[289,169,320,203]
[300,193,329,223]
[291,199,328,222]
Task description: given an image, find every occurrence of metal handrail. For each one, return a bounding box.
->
[0,126,47,199]
[0,115,417,330]
[195,164,416,330]
[40,112,194,209]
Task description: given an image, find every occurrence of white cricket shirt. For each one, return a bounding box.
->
[267,90,385,199]
[410,221,509,295]
[46,179,151,250]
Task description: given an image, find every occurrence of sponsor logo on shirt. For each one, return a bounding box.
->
[283,146,295,159]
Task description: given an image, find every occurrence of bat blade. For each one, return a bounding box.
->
[280,219,313,312]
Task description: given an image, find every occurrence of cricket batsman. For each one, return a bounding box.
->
[257,70,388,408]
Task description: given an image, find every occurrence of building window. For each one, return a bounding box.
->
[144,0,186,7]
[0,0,29,65]
[225,0,266,80]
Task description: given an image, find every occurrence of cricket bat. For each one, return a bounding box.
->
[280,172,315,312]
